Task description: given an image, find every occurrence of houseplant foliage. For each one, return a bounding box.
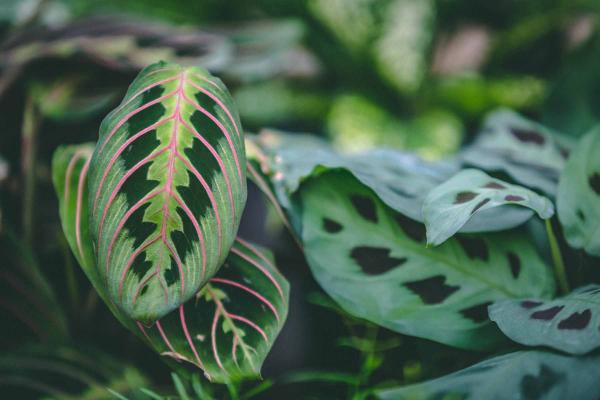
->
[51,61,289,383]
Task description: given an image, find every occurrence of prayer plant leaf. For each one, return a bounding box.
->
[423,169,554,246]
[376,350,600,400]
[557,128,600,256]
[489,284,600,355]
[299,170,555,350]
[53,144,288,382]
[88,61,246,323]
[461,109,573,196]
[250,129,534,235]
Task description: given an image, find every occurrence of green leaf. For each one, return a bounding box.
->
[423,169,554,245]
[489,284,600,355]
[557,128,600,256]
[53,143,288,383]
[461,109,572,195]
[376,350,600,400]
[88,61,247,323]
[299,170,554,350]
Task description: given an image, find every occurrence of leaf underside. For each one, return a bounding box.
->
[88,61,247,323]
[490,284,600,355]
[53,142,288,382]
[299,170,555,350]
[423,169,554,246]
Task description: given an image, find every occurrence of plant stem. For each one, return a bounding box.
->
[545,218,569,294]
[21,95,41,245]
[226,381,240,400]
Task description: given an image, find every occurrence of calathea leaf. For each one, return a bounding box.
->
[299,170,554,350]
[489,284,600,355]
[53,143,288,382]
[423,169,554,246]
[376,350,600,400]
[88,61,246,323]
[557,128,600,256]
[460,108,573,196]
[250,129,534,235]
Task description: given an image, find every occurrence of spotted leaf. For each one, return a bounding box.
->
[88,61,247,323]
[377,350,600,400]
[423,169,554,245]
[461,109,573,196]
[299,170,554,350]
[490,285,600,355]
[557,128,600,256]
[249,129,533,234]
[53,147,288,382]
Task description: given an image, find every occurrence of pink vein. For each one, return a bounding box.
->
[118,236,160,298]
[187,79,242,140]
[211,306,225,371]
[231,244,284,300]
[182,94,242,183]
[210,277,279,322]
[75,157,91,260]
[226,313,268,343]
[156,321,178,355]
[179,305,207,372]
[64,152,83,204]
[180,117,235,223]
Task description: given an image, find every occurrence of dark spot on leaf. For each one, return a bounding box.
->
[457,236,489,261]
[131,251,152,280]
[520,365,563,400]
[484,182,506,189]
[394,213,426,242]
[454,191,477,204]
[471,198,490,214]
[507,252,521,278]
[557,309,591,330]
[404,275,460,304]
[350,246,406,275]
[505,195,525,202]
[140,285,149,296]
[588,173,600,195]
[558,146,569,159]
[460,302,492,323]
[577,209,586,222]
[164,256,180,286]
[511,128,545,145]
[323,218,343,233]
[531,305,564,320]
[350,195,378,223]
[521,300,543,309]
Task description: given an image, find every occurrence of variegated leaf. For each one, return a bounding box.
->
[88,61,247,323]
[423,169,554,246]
[299,170,554,350]
[53,143,288,382]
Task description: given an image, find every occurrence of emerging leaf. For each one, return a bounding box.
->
[557,128,600,256]
[423,169,554,245]
[461,109,573,195]
[490,285,600,355]
[377,350,600,400]
[88,61,246,323]
[299,170,554,350]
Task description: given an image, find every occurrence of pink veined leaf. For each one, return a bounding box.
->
[88,61,247,323]
[53,142,289,383]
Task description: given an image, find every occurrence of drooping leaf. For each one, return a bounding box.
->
[557,128,600,256]
[423,169,554,245]
[299,170,554,350]
[376,350,600,400]
[53,143,288,382]
[461,109,573,195]
[88,61,246,323]
[250,129,535,235]
[136,238,289,382]
[490,284,600,355]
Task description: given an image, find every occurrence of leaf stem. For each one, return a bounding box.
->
[545,218,569,294]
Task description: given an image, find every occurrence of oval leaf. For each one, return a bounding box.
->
[489,284,600,355]
[461,109,572,195]
[377,350,600,400]
[423,169,554,246]
[299,170,554,350]
[88,61,247,323]
[557,128,600,256]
